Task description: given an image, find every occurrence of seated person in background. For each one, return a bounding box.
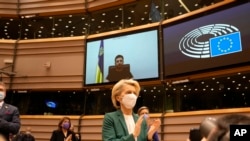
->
[50,117,76,141]
[137,106,160,141]
[106,55,133,82]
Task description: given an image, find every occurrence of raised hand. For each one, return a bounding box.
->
[147,118,161,140]
[65,134,72,141]
[133,115,144,138]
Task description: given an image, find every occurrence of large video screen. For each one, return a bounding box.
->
[85,28,159,86]
[163,2,250,77]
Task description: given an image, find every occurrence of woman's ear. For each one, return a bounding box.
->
[115,95,120,102]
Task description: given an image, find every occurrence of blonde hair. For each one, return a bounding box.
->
[111,79,140,109]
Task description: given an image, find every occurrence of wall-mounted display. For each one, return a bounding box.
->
[163,1,250,77]
[84,28,160,86]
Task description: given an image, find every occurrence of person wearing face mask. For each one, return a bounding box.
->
[137,106,160,141]
[0,82,21,141]
[50,117,76,141]
[102,79,161,141]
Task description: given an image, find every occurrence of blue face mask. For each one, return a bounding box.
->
[62,122,70,130]
[0,91,5,100]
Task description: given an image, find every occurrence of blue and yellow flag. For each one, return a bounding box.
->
[95,40,104,83]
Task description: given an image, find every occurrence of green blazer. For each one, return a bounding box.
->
[102,109,148,141]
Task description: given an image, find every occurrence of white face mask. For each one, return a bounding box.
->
[0,91,5,100]
[121,93,137,109]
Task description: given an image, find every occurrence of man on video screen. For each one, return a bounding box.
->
[106,55,133,82]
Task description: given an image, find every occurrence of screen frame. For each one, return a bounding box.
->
[83,25,161,87]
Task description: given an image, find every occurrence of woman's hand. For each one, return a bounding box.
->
[65,134,72,141]
[147,118,161,140]
[133,115,144,138]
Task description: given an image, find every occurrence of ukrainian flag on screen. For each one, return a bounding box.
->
[210,32,242,57]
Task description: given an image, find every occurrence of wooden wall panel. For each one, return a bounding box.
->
[11,37,85,89]
[18,0,136,16]
[0,40,16,85]
[0,40,16,55]
[0,0,136,17]
[0,0,18,17]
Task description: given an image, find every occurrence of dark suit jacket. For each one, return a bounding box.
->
[102,109,148,141]
[0,102,21,141]
[50,130,76,141]
[106,64,133,82]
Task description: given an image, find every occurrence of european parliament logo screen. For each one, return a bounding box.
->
[163,2,250,77]
[179,24,242,58]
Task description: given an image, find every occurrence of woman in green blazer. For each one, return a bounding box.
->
[102,79,160,141]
